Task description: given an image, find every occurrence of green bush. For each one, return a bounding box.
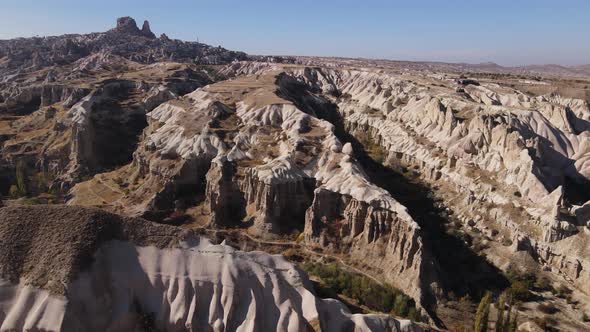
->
[506,269,535,302]
[9,185,20,198]
[509,280,533,302]
[301,262,419,319]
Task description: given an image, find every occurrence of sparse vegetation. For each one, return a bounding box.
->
[35,171,53,193]
[534,276,552,292]
[20,197,44,205]
[9,185,21,198]
[355,130,387,163]
[301,262,421,320]
[506,269,536,302]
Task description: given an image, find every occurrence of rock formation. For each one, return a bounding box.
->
[2,17,590,331]
[0,16,247,73]
[0,205,424,332]
[65,69,436,315]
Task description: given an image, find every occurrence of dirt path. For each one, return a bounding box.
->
[202,228,385,286]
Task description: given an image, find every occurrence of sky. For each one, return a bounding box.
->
[1,0,589,66]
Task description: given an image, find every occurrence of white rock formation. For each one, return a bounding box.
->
[0,206,423,332]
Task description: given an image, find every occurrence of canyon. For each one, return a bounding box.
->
[1,17,590,331]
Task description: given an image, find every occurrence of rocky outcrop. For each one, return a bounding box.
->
[141,20,156,39]
[143,85,178,111]
[0,16,247,73]
[0,205,424,332]
[215,62,590,322]
[0,60,213,197]
[65,67,436,316]
[254,64,590,299]
[0,84,90,115]
[205,157,245,227]
[110,17,156,39]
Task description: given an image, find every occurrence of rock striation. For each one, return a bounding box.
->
[67,66,436,314]
[250,63,590,297]
[0,62,212,195]
[0,205,424,332]
[211,62,590,325]
[3,18,590,328]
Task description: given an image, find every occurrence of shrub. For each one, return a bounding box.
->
[301,262,419,319]
[534,277,552,291]
[296,233,305,242]
[282,248,303,262]
[9,185,20,198]
[501,238,513,246]
[506,269,536,302]
[538,303,558,314]
[35,171,53,193]
[15,159,27,196]
[509,280,533,302]
[554,284,572,299]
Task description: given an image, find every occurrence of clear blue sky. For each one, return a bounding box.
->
[1,0,589,66]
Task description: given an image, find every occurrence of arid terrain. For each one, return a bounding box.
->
[1,17,590,332]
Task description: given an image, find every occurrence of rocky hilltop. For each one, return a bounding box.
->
[1,17,590,332]
[0,16,247,74]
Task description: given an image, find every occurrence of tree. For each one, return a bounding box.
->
[475,292,491,332]
[494,292,519,332]
[502,303,512,332]
[509,312,518,332]
[15,159,27,196]
[495,293,506,332]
